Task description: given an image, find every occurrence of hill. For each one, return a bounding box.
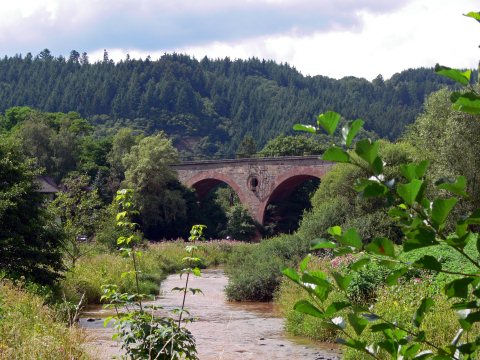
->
[0,50,455,157]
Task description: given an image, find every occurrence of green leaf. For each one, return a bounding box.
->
[386,267,408,285]
[331,271,353,291]
[397,179,424,205]
[282,268,300,283]
[328,226,342,236]
[293,123,317,133]
[400,161,429,181]
[192,267,201,276]
[354,179,388,198]
[317,111,341,135]
[413,255,442,271]
[452,92,480,114]
[372,156,384,176]
[431,198,457,229]
[436,176,468,197]
[403,227,438,251]
[349,257,369,271]
[435,64,471,85]
[347,313,369,336]
[340,228,363,249]
[365,237,395,257]
[322,146,350,163]
[311,239,338,250]
[294,300,324,318]
[444,277,475,299]
[336,338,366,350]
[299,254,311,272]
[464,11,480,21]
[466,209,480,225]
[342,119,364,148]
[370,323,393,332]
[325,301,351,316]
[355,139,379,166]
[413,297,434,327]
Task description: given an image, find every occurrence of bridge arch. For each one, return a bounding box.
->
[184,172,247,206]
[256,166,328,225]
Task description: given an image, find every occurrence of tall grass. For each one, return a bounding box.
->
[0,280,89,360]
[60,240,237,304]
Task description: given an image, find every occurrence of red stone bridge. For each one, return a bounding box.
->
[171,156,333,225]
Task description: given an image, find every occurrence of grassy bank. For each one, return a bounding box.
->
[60,240,237,304]
[0,280,89,360]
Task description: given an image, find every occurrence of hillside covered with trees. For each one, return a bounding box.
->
[0,50,456,157]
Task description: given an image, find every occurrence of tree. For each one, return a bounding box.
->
[258,134,327,157]
[123,132,186,237]
[222,204,257,241]
[0,140,64,284]
[236,134,257,158]
[107,128,140,193]
[50,174,103,267]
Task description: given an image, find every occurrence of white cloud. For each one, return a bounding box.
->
[0,0,478,80]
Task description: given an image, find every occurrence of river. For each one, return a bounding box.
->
[81,269,341,359]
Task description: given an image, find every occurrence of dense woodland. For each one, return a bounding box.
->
[0,49,456,158]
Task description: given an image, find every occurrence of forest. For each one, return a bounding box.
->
[0,50,456,158]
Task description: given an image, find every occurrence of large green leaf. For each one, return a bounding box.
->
[431,198,458,229]
[413,255,442,271]
[317,111,341,135]
[332,271,353,291]
[347,313,368,336]
[397,179,424,205]
[403,227,439,252]
[340,228,363,249]
[294,300,324,318]
[386,267,408,285]
[355,139,379,166]
[436,176,468,197]
[342,119,364,148]
[464,11,480,21]
[293,123,317,133]
[453,92,480,114]
[311,239,338,250]
[322,146,350,163]
[444,277,475,299]
[354,179,388,198]
[413,297,434,327]
[325,301,351,316]
[365,237,395,257]
[400,161,429,181]
[282,268,300,283]
[435,64,471,85]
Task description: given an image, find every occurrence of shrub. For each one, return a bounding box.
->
[0,280,89,359]
[59,240,237,304]
[275,256,344,341]
[225,234,310,301]
[343,281,479,359]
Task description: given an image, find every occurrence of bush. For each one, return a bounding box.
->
[275,256,344,341]
[0,280,89,359]
[225,234,310,301]
[60,240,237,304]
[343,280,479,359]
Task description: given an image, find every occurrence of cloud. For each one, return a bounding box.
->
[0,0,412,55]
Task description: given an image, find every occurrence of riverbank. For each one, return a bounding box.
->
[81,269,341,359]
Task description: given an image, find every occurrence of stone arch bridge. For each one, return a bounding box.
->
[171,156,333,226]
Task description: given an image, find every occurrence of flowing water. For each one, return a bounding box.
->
[81,269,341,359]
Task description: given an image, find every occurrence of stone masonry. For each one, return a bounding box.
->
[171,156,333,225]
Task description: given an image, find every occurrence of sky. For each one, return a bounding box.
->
[0,0,478,80]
